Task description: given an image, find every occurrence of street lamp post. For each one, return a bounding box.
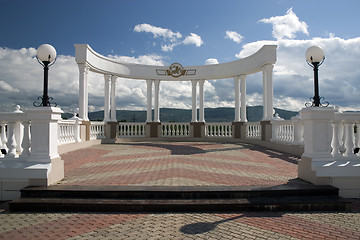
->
[34,44,57,107]
[305,46,327,107]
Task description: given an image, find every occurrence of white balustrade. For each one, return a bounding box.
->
[205,122,232,137]
[245,122,261,139]
[271,120,294,143]
[118,122,146,137]
[162,122,189,137]
[58,120,76,145]
[90,122,106,139]
[0,106,30,159]
[330,112,360,159]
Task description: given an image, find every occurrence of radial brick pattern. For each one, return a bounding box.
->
[59,142,301,186]
[1,142,360,239]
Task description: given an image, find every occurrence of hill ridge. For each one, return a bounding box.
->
[62,106,298,122]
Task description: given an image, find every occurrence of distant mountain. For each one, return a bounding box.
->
[62,106,298,122]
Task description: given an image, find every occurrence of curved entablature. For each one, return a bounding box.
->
[74,44,277,80]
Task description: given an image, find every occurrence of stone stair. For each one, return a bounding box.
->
[9,184,351,212]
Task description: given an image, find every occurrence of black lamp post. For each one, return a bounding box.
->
[305,46,327,107]
[34,44,57,107]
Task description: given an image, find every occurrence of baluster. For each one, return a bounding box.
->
[1,122,8,153]
[6,121,18,158]
[14,121,23,153]
[21,121,31,159]
[286,125,290,142]
[355,123,360,156]
[343,121,355,157]
[331,121,341,157]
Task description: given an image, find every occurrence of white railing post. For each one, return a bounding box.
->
[343,120,355,157]
[355,123,360,156]
[6,121,18,158]
[0,122,8,154]
[20,121,31,159]
[331,120,342,157]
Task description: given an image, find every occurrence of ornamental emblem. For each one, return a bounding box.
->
[156,63,196,78]
[167,63,185,77]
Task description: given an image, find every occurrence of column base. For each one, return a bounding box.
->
[146,122,161,137]
[232,122,247,139]
[190,122,205,138]
[260,120,272,141]
[81,121,91,141]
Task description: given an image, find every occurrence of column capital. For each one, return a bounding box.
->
[78,63,89,73]
[198,79,205,85]
[191,79,198,86]
[239,74,247,80]
[104,74,111,81]
[261,63,274,72]
[146,79,153,86]
[111,75,117,82]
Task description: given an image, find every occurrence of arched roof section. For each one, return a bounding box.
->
[74,44,277,81]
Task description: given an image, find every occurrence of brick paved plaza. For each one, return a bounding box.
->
[1,141,360,239]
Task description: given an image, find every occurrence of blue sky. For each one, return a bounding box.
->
[1,0,360,114]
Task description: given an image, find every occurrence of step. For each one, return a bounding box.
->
[9,184,352,213]
[10,196,351,213]
[18,184,340,199]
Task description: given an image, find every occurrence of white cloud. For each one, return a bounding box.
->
[183,33,203,47]
[259,8,309,40]
[2,34,360,115]
[0,80,19,93]
[205,58,219,65]
[107,54,164,66]
[134,23,182,42]
[161,44,177,52]
[134,23,203,52]
[236,36,360,111]
[225,31,243,44]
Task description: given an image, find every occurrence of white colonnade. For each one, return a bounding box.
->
[74,44,277,123]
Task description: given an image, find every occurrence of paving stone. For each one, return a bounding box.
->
[1,142,360,239]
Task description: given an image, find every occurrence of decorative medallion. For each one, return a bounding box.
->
[167,63,185,77]
[156,63,196,78]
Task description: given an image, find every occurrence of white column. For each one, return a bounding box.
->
[110,75,117,122]
[78,63,89,121]
[240,74,247,122]
[146,80,153,122]
[234,76,240,122]
[154,80,160,122]
[265,64,274,120]
[104,74,111,122]
[191,80,198,122]
[199,80,205,122]
[262,65,268,120]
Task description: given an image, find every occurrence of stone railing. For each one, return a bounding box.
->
[162,122,190,137]
[0,108,29,159]
[58,119,83,145]
[271,116,304,145]
[331,112,360,159]
[118,122,146,137]
[245,122,261,139]
[90,122,106,140]
[205,122,232,137]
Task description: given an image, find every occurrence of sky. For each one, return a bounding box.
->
[1,0,360,114]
